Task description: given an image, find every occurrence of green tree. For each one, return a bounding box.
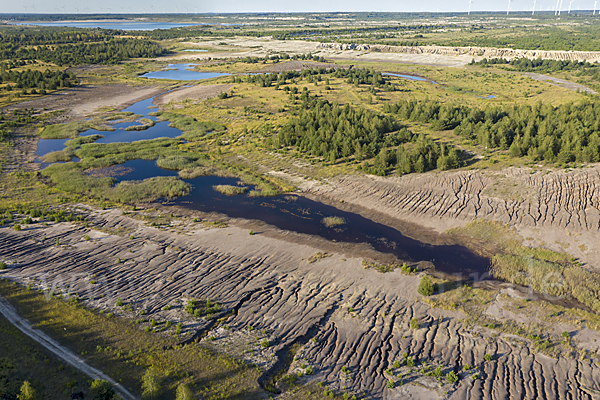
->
[410,318,419,330]
[17,381,37,400]
[141,369,162,400]
[175,383,194,400]
[417,275,434,296]
[446,371,459,384]
[90,380,115,400]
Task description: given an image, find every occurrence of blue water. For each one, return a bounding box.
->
[384,73,438,84]
[140,64,230,81]
[94,158,489,276]
[183,49,208,52]
[10,21,198,31]
[36,138,69,159]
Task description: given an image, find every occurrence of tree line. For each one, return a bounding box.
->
[383,98,600,164]
[0,67,76,92]
[0,38,167,66]
[272,95,462,175]
[470,57,600,72]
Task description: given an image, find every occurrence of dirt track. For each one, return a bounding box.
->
[1,206,600,399]
[0,295,137,400]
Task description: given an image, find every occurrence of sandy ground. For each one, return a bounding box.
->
[1,206,599,399]
[168,37,600,67]
[153,84,233,106]
[3,84,165,123]
[526,72,597,94]
[305,166,600,273]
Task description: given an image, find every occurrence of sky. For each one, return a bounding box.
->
[1,0,598,15]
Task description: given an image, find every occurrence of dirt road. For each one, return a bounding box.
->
[0,295,137,400]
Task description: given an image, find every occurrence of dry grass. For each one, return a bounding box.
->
[321,216,346,228]
[212,185,248,196]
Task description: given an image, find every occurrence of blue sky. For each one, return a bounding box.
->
[2,0,597,15]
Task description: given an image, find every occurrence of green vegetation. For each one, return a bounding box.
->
[308,252,332,263]
[212,184,248,196]
[410,318,419,330]
[322,216,346,227]
[0,280,263,399]
[90,379,116,400]
[417,275,435,296]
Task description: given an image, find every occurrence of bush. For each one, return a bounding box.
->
[393,360,400,368]
[446,371,459,384]
[141,369,162,400]
[17,381,37,400]
[484,354,492,362]
[261,339,270,348]
[90,380,116,400]
[417,275,434,296]
[386,379,395,389]
[13,224,21,231]
[175,383,194,400]
[0,262,7,270]
[410,318,419,330]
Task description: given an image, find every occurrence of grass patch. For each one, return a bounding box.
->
[307,252,332,264]
[41,163,190,203]
[124,118,155,131]
[151,111,226,141]
[0,279,264,399]
[41,149,75,163]
[40,113,139,139]
[321,216,346,228]
[0,311,90,400]
[65,134,104,150]
[212,185,248,196]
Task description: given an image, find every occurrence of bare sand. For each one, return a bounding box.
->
[0,204,599,399]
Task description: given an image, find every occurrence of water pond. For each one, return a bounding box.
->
[140,64,230,81]
[384,73,438,84]
[10,21,199,31]
[94,159,489,277]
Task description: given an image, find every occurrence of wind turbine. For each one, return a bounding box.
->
[595,0,598,15]
[532,0,537,14]
[558,0,565,15]
[568,0,575,13]
[555,0,561,14]
[468,0,473,15]
[507,0,511,15]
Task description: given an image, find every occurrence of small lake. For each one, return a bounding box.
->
[183,49,208,52]
[140,64,230,81]
[97,159,489,277]
[37,93,489,277]
[10,21,199,31]
[384,73,438,84]
[36,95,182,161]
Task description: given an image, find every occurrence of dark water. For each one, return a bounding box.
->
[106,159,490,277]
[10,21,198,30]
[140,64,230,81]
[384,72,438,84]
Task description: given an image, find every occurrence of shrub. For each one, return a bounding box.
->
[406,357,415,367]
[90,379,116,400]
[261,339,270,348]
[175,383,194,400]
[446,371,459,384]
[417,275,434,296]
[410,318,419,330]
[386,379,394,389]
[393,360,400,369]
[116,298,123,307]
[17,381,37,400]
[434,366,443,378]
[484,354,492,362]
[13,224,21,231]
[306,365,314,375]
[141,369,162,400]
[0,262,7,270]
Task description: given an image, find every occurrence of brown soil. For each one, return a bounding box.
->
[3,84,165,124]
